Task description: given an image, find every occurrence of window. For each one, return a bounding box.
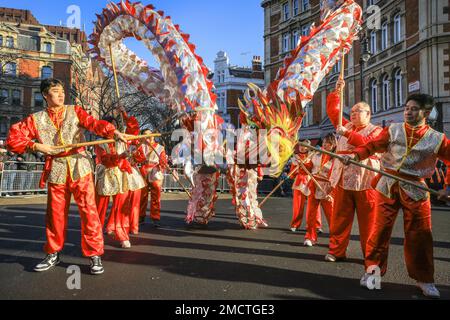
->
[370,30,377,54]
[370,79,378,113]
[382,74,391,110]
[0,118,7,136]
[4,63,16,76]
[41,66,53,79]
[44,42,52,53]
[291,29,300,49]
[301,24,310,36]
[302,104,313,127]
[332,60,341,74]
[283,2,290,21]
[0,35,3,47]
[282,33,290,52]
[381,22,388,50]
[293,0,299,16]
[367,0,375,6]
[394,69,403,108]
[1,89,9,104]
[302,0,310,12]
[12,90,21,105]
[34,92,44,109]
[393,14,402,44]
[6,36,14,48]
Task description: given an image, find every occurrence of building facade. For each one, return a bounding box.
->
[0,7,103,140]
[261,0,450,140]
[213,51,265,128]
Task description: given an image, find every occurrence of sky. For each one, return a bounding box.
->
[0,0,265,69]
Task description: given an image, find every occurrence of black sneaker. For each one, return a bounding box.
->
[34,252,60,272]
[90,256,104,275]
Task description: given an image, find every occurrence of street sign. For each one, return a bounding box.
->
[408,81,420,92]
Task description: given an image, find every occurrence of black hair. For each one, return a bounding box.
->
[406,94,435,111]
[40,78,64,96]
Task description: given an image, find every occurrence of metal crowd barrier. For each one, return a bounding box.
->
[0,161,47,197]
[0,162,286,197]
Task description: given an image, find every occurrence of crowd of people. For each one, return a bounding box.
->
[2,77,450,299]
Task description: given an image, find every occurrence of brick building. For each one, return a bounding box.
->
[261,0,450,141]
[0,7,103,140]
[213,51,265,128]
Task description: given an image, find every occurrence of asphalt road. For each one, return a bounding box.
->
[0,195,449,300]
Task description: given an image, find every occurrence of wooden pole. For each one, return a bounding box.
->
[258,169,297,208]
[53,133,162,150]
[338,49,346,127]
[297,141,440,196]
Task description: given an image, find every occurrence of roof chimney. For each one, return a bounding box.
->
[252,56,262,72]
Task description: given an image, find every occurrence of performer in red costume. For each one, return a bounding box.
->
[325,79,383,262]
[289,142,322,232]
[139,129,167,227]
[6,78,127,274]
[95,109,145,248]
[343,94,450,299]
[303,134,336,247]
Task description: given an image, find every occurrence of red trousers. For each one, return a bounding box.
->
[328,186,377,258]
[128,189,142,234]
[45,173,104,257]
[291,189,321,229]
[365,184,434,283]
[95,194,110,227]
[140,181,162,221]
[106,192,131,242]
[305,186,333,243]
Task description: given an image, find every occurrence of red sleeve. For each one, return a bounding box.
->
[75,106,116,138]
[6,116,38,154]
[95,144,120,167]
[353,127,390,161]
[326,90,349,128]
[121,111,140,135]
[159,150,168,171]
[437,135,450,163]
[347,126,383,147]
[132,145,147,164]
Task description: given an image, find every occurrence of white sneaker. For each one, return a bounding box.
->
[121,240,131,249]
[325,254,337,262]
[290,227,297,232]
[360,273,371,288]
[303,239,313,247]
[417,282,440,299]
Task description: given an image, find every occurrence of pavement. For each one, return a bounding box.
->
[0,193,449,300]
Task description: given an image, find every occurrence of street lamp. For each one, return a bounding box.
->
[359,36,371,102]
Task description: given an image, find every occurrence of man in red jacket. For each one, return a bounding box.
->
[343,93,450,299]
[325,79,382,262]
[6,78,127,274]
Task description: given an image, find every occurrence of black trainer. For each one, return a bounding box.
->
[34,252,60,272]
[90,256,104,275]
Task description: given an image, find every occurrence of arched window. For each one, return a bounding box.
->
[394,69,403,108]
[370,30,377,54]
[282,33,290,52]
[393,13,402,44]
[381,21,388,50]
[370,79,378,113]
[382,74,391,110]
[291,29,300,49]
[41,66,53,79]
